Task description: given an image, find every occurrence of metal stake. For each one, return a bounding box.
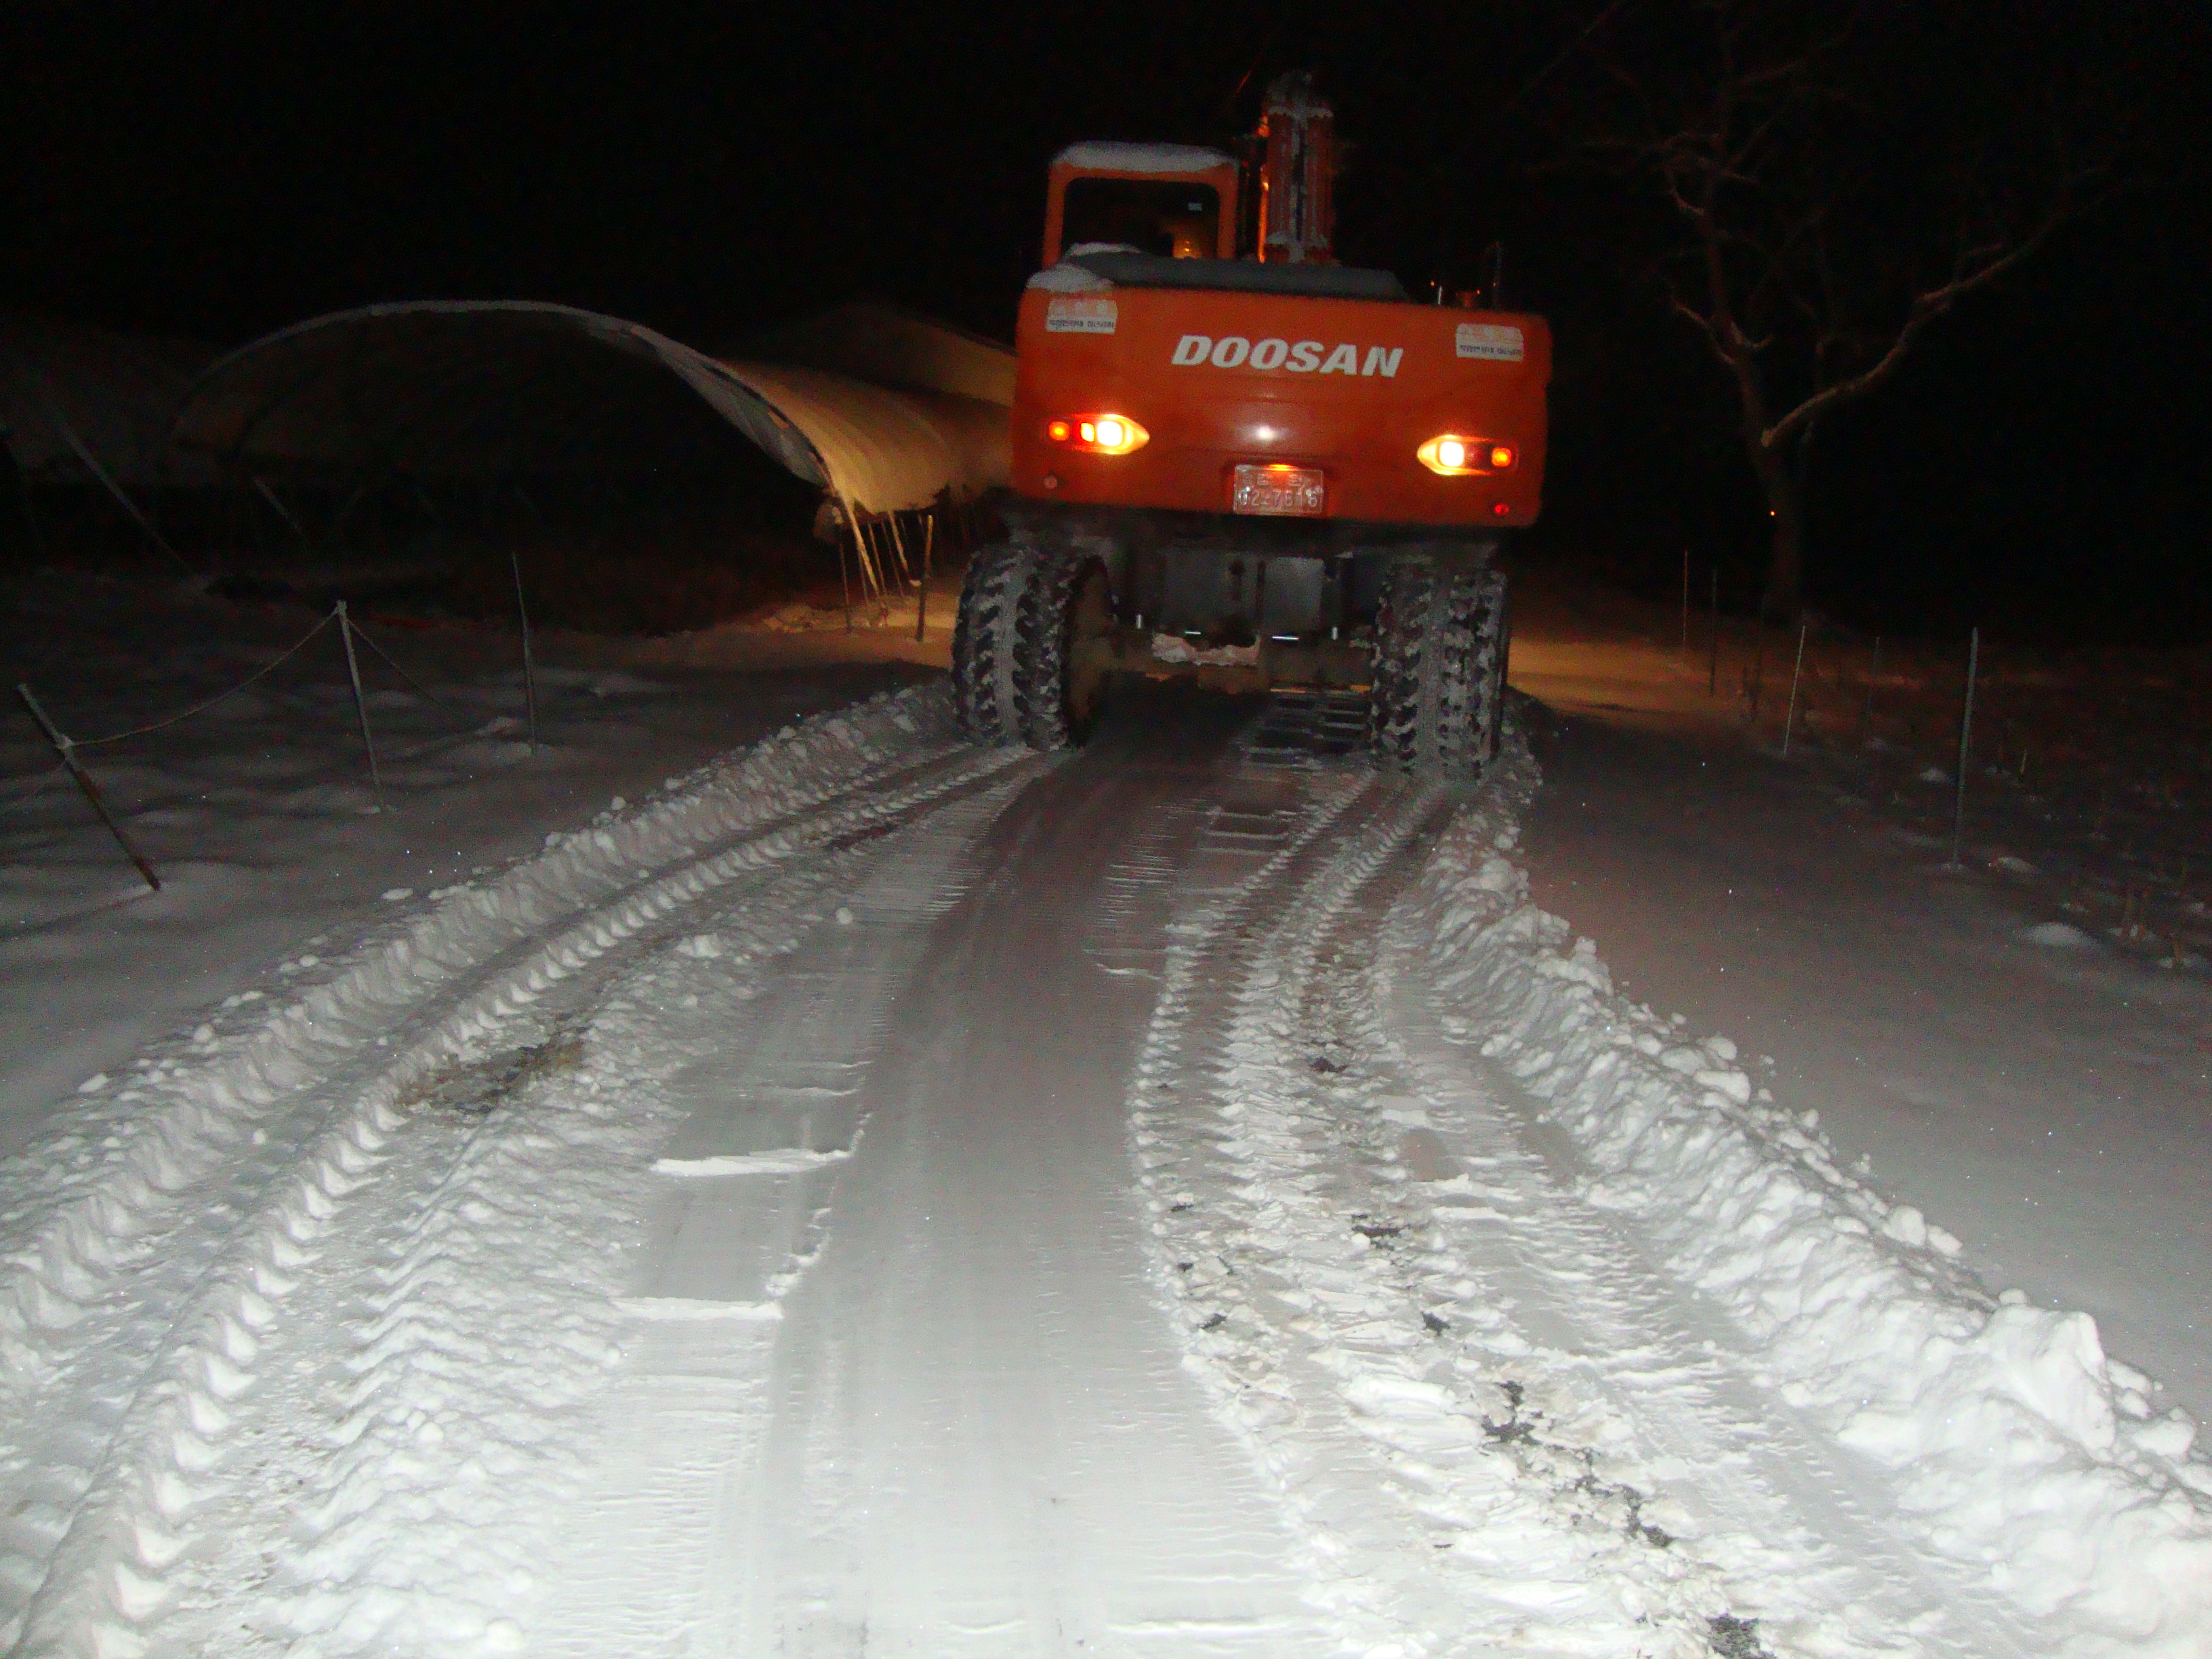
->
[335,600,382,792]
[1780,620,1809,756]
[510,544,539,754]
[836,504,855,631]
[1948,627,1980,868]
[15,682,161,891]
[915,511,935,644]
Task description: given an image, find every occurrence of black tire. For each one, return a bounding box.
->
[951,539,1033,745]
[1368,558,1509,779]
[1480,580,1511,766]
[1013,548,1114,750]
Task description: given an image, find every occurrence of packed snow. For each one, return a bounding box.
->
[3,569,2207,1655]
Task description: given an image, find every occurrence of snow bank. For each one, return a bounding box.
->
[1407,745,2212,1654]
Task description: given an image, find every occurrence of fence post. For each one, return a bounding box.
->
[1780,620,1809,755]
[14,682,161,892]
[838,516,854,631]
[915,512,935,644]
[1707,567,1719,695]
[1948,627,1980,868]
[335,600,382,792]
[509,545,539,755]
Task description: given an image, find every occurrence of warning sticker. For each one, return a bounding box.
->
[1046,296,1119,335]
[1456,322,1525,362]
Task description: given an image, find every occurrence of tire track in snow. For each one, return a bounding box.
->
[0,689,1027,1655]
[523,772,1040,1658]
[1130,761,1483,1652]
[1130,728,1967,1658]
[697,709,1336,1658]
[142,760,1046,1657]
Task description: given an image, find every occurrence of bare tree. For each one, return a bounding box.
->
[1559,0,2111,618]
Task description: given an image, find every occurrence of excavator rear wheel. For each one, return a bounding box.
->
[1369,558,1509,779]
[1014,548,1114,750]
[952,539,1037,744]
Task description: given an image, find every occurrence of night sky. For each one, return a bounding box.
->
[5,2,2207,640]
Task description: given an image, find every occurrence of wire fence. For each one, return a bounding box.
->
[10,598,526,892]
[70,609,336,749]
[1666,562,2210,964]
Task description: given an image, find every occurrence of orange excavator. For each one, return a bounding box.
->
[954,73,1551,777]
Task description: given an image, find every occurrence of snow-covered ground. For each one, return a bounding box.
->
[3,567,2208,1656]
[0,567,941,1155]
[1509,602,2212,1421]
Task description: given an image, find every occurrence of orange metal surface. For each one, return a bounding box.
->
[1258,75,1336,265]
[1011,285,1551,527]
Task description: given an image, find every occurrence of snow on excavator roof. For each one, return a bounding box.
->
[169,300,1010,516]
[1051,142,1235,174]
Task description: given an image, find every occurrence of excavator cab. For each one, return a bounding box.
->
[1057,178,1223,260]
[1041,144,1240,266]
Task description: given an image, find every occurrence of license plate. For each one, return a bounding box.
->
[1231,464,1326,517]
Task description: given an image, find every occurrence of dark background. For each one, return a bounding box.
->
[5,1,2206,641]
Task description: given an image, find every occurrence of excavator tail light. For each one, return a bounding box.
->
[1046,413,1149,455]
[1418,434,1513,476]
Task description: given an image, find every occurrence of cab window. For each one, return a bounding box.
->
[1059,179,1221,261]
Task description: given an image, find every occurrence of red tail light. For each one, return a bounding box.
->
[1044,413,1149,455]
[1418,434,1516,476]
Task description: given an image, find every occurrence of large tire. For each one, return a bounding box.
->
[1013,548,1114,750]
[1368,558,1509,779]
[951,539,1033,745]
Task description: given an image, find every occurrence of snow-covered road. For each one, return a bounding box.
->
[5,678,2209,1657]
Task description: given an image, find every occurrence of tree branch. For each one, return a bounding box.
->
[1762,197,2075,450]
